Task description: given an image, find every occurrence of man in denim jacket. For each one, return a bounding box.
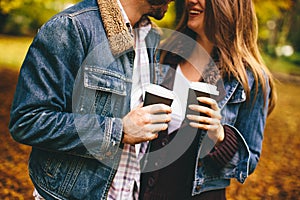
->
[9,0,174,199]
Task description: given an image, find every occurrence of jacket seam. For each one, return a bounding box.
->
[67,7,99,18]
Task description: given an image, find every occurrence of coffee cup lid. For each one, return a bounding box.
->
[144,84,175,100]
[190,82,219,96]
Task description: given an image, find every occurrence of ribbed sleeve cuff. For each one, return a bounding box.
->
[203,125,239,170]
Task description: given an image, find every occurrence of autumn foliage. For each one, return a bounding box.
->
[0,68,299,199]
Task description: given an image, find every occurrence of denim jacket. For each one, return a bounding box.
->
[9,0,162,199]
[191,69,270,195]
[144,63,270,196]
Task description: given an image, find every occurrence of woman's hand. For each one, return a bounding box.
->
[186,97,224,143]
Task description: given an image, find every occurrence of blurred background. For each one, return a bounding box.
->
[0,0,299,199]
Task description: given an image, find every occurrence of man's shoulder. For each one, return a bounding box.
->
[57,0,99,18]
[41,0,102,33]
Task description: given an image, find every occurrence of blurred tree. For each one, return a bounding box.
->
[253,0,293,55]
[0,0,79,35]
[172,0,294,55]
[0,0,78,14]
[287,0,300,52]
[0,0,23,14]
[1,0,297,55]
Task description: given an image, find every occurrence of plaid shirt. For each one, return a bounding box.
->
[107,1,151,200]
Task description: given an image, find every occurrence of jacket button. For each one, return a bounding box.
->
[148,176,155,187]
[196,185,201,191]
[161,138,168,146]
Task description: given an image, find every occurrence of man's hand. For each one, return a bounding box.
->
[122,103,172,144]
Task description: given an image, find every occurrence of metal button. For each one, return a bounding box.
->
[161,138,168,146]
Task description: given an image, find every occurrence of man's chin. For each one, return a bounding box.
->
[147,0,170,6]
[149,12,166,20]
[152,15,164,20]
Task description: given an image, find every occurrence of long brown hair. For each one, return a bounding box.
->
[160,0,276,114]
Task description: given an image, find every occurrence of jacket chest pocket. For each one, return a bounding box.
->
[83,67,129,117]
[221,85,246,125]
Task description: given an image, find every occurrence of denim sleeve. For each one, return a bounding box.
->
[8,15,123,159]
[226,77,270,183]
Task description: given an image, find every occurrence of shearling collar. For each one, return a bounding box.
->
[97,0,134,56]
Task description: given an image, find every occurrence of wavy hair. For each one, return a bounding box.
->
[160,0,276,114]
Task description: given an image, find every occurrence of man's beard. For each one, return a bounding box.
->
[145,0,170,20]
[148,7,166,20]
[147,0,169,6]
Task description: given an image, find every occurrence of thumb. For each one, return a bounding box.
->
[138,102,144,108]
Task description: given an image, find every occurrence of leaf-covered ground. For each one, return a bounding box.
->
[0,69,33,200]
[0,68,299,199]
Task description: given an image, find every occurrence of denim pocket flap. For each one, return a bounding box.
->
[84,67,127,96]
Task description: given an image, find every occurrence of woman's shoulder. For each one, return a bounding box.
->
[241,63,271,86]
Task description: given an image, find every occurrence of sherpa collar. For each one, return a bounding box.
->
[97,0,134,56]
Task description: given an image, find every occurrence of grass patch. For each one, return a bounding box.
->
[283,52,300,67]
[262,54,300,75]
[1,35,300,76]
[0,35,33,71]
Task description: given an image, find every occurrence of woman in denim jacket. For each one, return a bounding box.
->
[140,0,277,199]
